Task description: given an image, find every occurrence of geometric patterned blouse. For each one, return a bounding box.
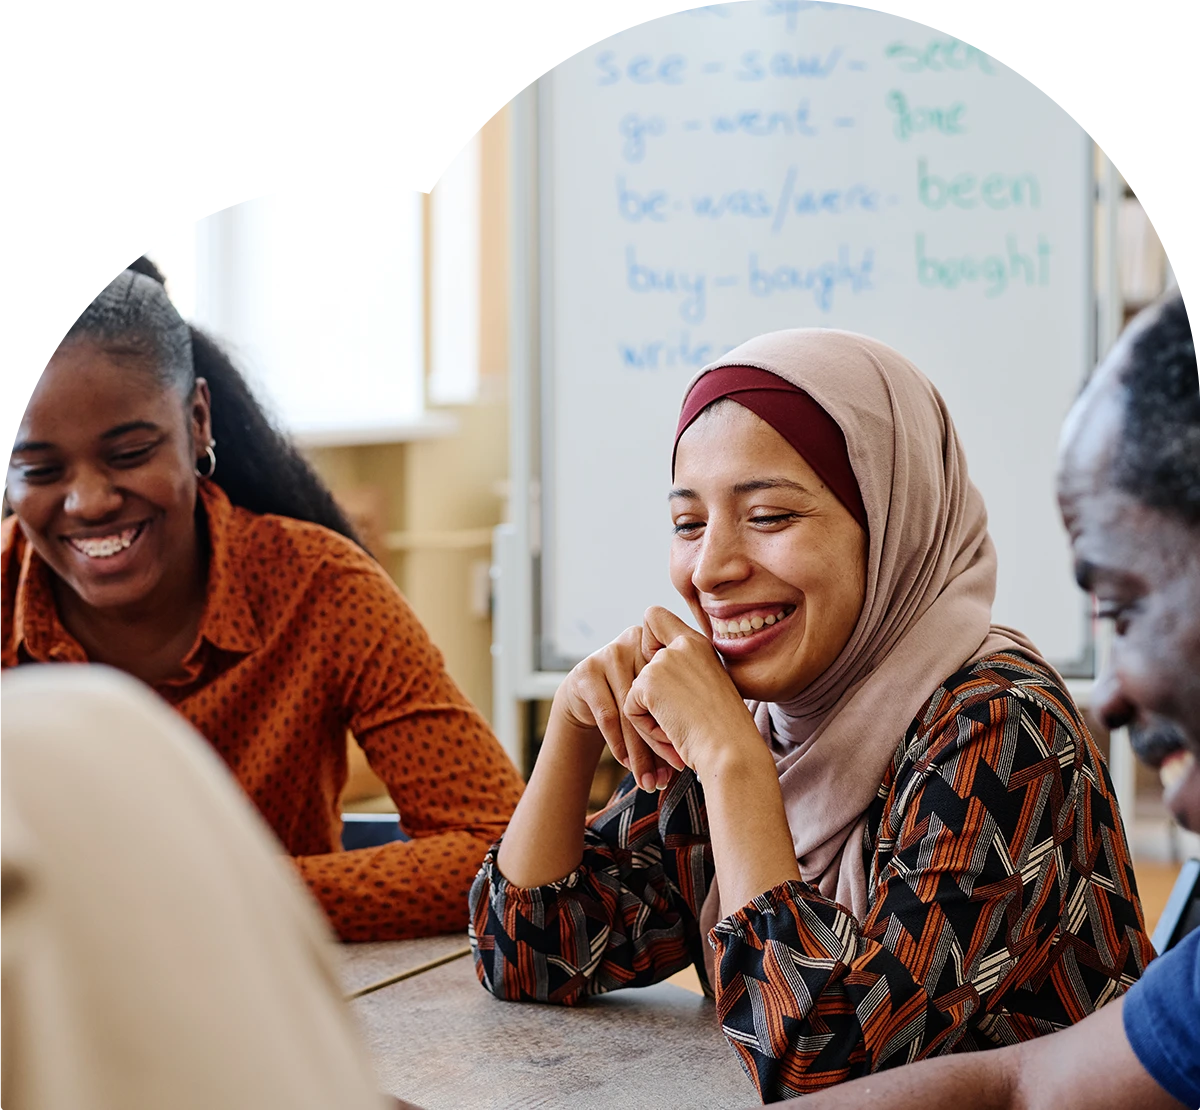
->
[470,652,1154,1102]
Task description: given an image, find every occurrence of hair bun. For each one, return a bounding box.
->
[126,256,167,286]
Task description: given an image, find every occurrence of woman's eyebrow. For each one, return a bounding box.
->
[101,420,161,440]
[11,421,162,454]
[669,477,817,502]
[733,477,815,497]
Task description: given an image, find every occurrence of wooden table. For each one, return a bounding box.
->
[335,935,472,999]
[337,939,753,1109]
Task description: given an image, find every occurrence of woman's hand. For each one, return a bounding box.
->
[626,607,802,915]
[497,624,678,889]
[623,607,765,780]
[553,625,675,793]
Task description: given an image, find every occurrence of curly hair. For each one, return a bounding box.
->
[1111,290,1200,526]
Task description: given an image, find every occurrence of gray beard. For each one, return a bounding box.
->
[1128,716,1187,767]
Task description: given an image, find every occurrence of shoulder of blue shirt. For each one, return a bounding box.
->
[1122,927,1200,1108]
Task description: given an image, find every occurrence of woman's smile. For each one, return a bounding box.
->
[708,603,799,658]
[62,519,152,576]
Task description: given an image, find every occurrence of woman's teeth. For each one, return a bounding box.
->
[711,609,791,638]
[68,525,142,559]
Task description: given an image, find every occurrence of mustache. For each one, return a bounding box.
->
[1128,718,1189,767]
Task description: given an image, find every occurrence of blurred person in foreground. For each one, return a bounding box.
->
[1,663,421,1110]
[780,289,1199,1110]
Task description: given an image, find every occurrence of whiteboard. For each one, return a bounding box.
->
[531,1,1095,676]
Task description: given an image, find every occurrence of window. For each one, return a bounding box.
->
[151,182,427,445]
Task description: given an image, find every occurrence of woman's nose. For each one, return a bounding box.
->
[1092,664,1137,732]
[692,523,751,593]
[63,467,122,520]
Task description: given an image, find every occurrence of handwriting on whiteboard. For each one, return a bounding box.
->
[625,244,875,322]
[556,2,1062,376]
[616,172,890,227]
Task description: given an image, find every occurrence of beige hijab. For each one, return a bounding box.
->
[689,329,1052,966]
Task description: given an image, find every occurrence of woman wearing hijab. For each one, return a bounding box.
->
[469,330,1152,1101]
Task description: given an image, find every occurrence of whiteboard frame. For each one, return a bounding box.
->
[490,84,566,768]
[537,80,570,674]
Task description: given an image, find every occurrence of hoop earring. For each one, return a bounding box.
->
[195,441,217,480]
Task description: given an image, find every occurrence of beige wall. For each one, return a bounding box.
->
[306,106,511,726]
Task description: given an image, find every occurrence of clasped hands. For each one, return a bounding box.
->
[554,606,762,792]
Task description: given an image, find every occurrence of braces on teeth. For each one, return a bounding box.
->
[69,526,140,558]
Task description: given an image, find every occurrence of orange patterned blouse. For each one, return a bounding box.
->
[1,480,525,941]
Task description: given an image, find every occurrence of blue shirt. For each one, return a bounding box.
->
[1124,926,1200,1108]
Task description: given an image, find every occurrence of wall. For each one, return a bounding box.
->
[304,107,512,806]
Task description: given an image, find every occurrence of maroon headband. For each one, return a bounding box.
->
[673,365,868,531]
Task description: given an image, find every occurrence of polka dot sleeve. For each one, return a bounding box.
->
[292,563,525,941]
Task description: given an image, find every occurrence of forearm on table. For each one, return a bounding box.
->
[789,997,1178,1110]
[778,1045,1020,1110]
[702,745,801,916]
[296,829,500,941]
[494,711,607,888]
[1008,999,1183,1110]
